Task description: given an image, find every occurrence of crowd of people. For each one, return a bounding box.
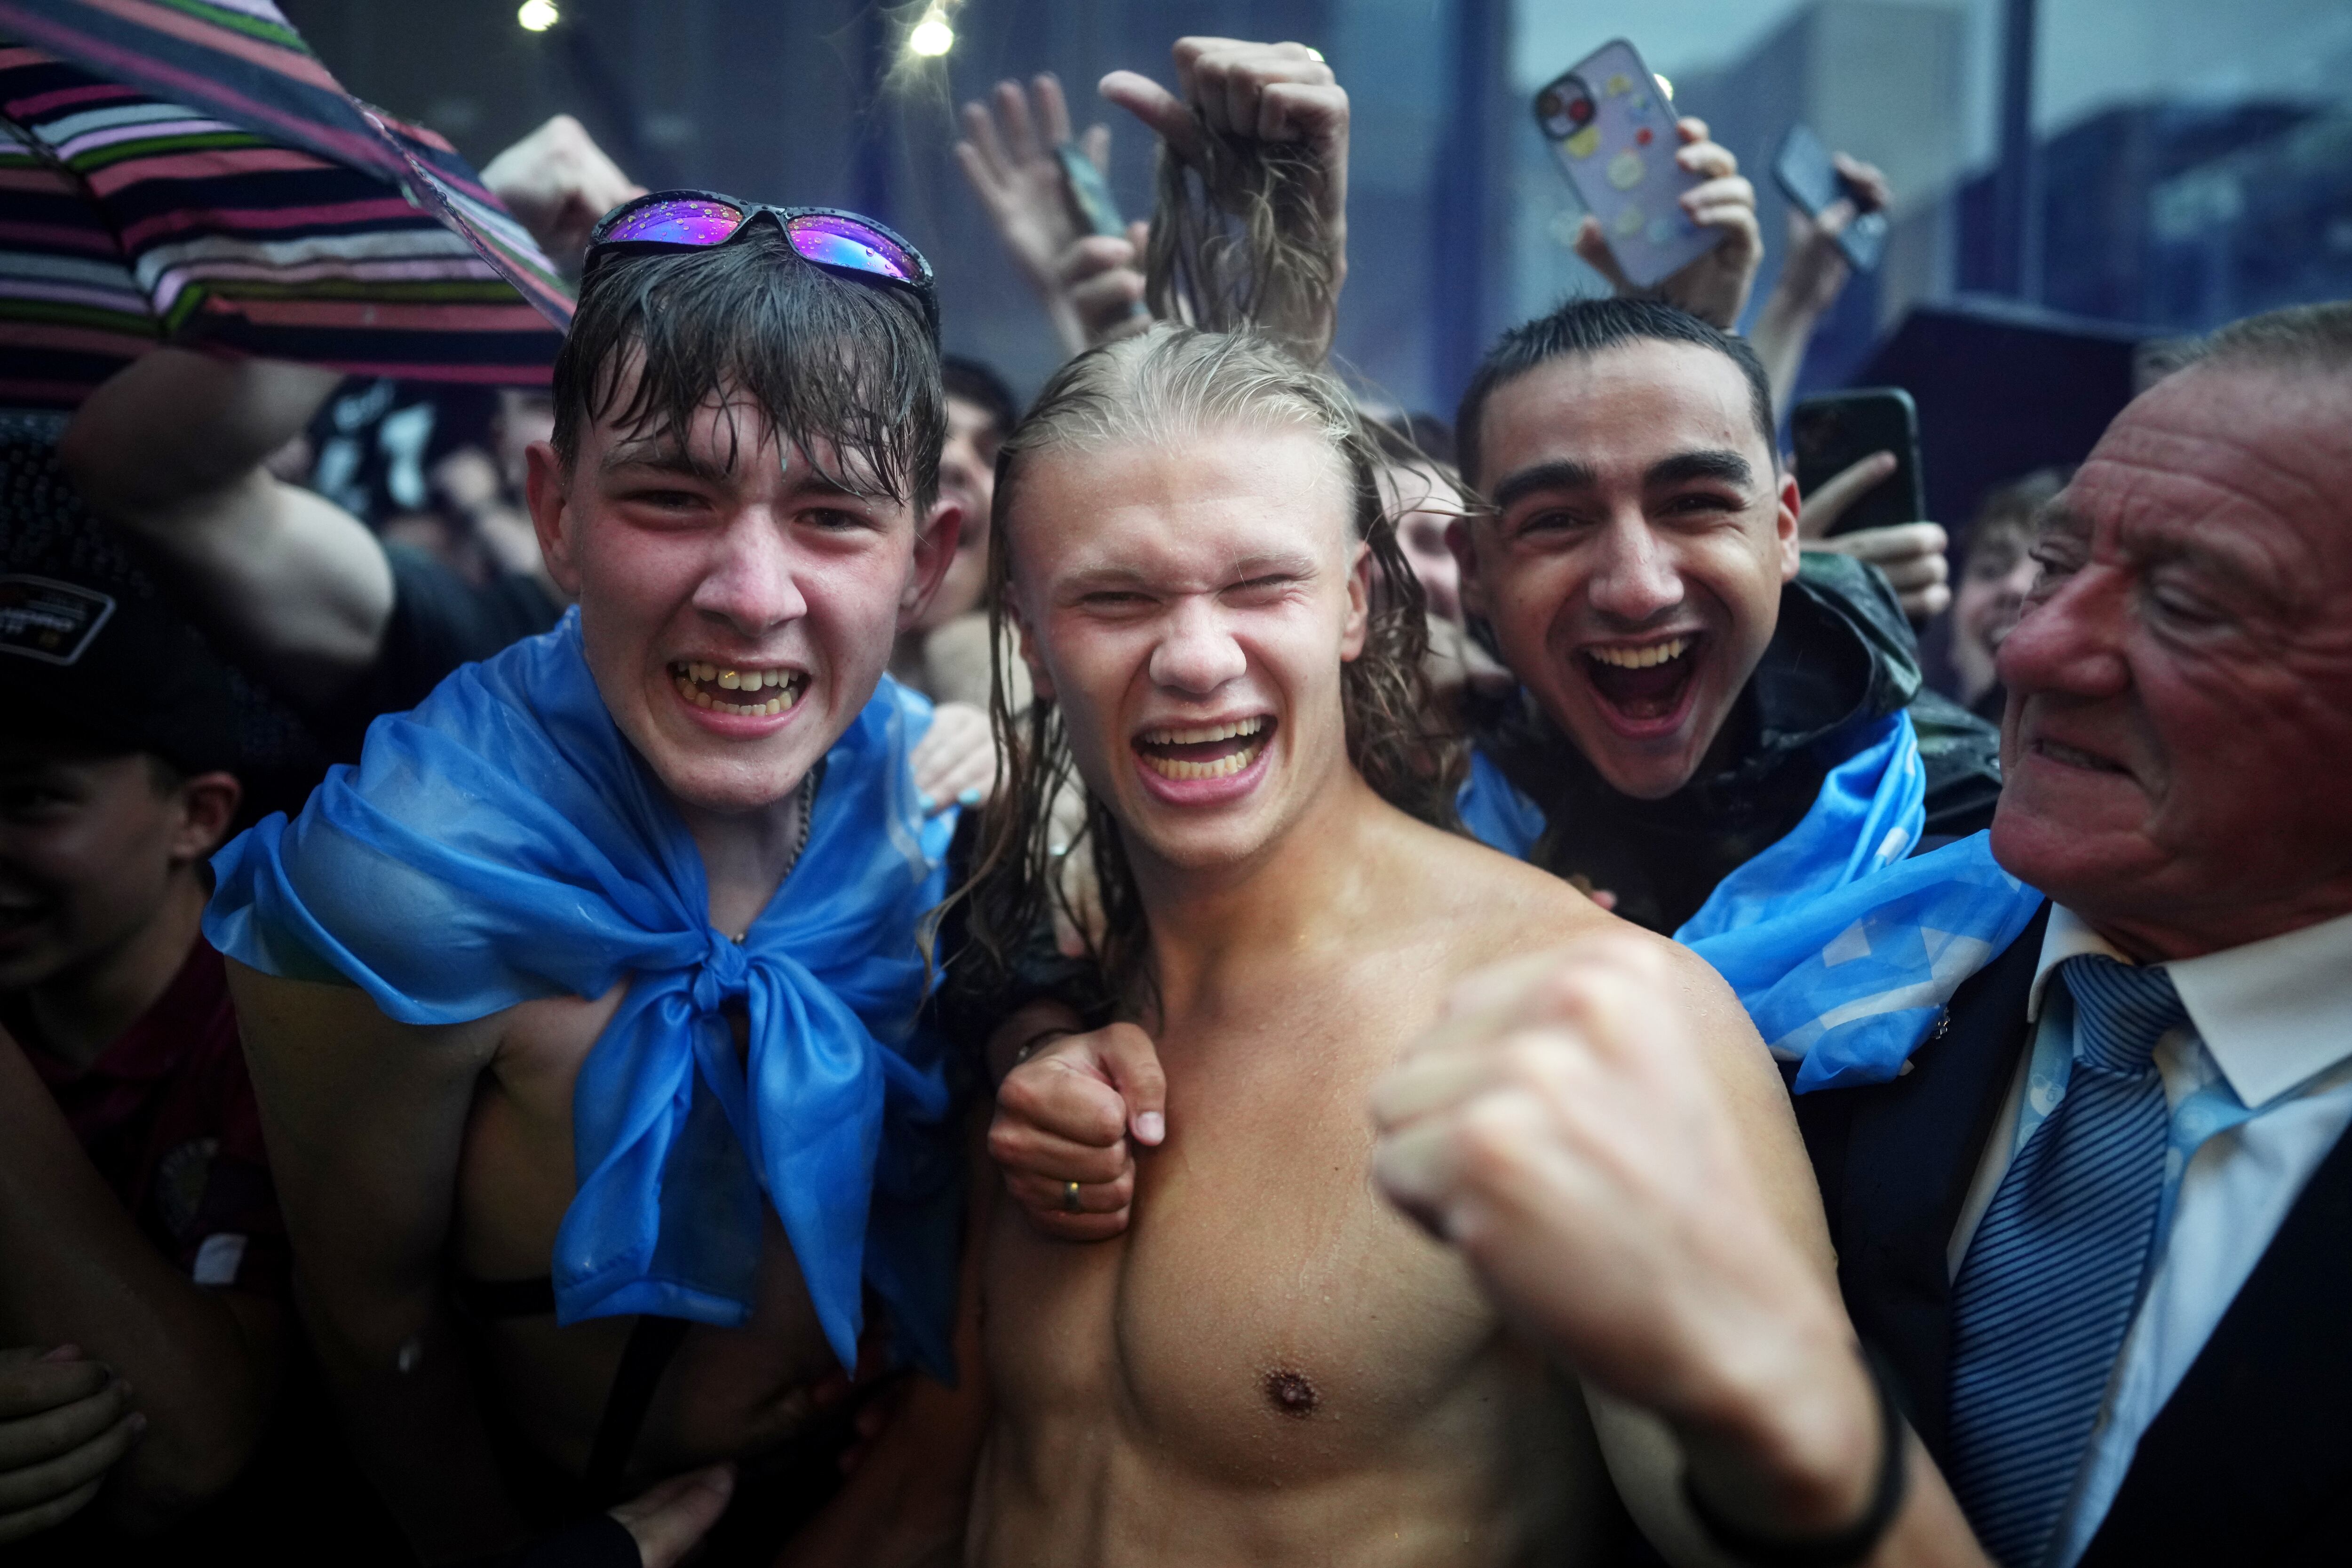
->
[3,16,2348,1568]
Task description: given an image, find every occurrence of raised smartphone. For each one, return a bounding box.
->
[1531,39,1719,289]
[1772,123,1887,274]
[1792,388,1926,537]
[1057,143,1127,239]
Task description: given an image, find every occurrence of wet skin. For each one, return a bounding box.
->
[1455,341,1799,801]
[973,428,1645,1566]
[233,379,958,1555]
[1990,363,2352,961]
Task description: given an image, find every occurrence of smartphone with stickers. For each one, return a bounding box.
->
[1532,39,1719,289]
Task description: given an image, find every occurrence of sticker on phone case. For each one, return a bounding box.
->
[1613,205,1645,238]
[1608,150,1645,190]
[1605,73,1632,96]
[1565,125,1601,160]
[1646,216,1675,245]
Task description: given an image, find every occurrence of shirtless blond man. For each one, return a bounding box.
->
[960,325,1835,1566]
[209,201,983,1564]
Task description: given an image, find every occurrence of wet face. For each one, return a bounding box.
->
[1380,461,1464,623]
[1950,522,2037,705]
[527,374,956,818]
[1459,341,1798,799]
[1991,364,2352,957]
[1006,426,1369,876]
[917,394,1004,632]
[0,745,234,991]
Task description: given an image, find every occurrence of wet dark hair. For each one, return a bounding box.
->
[941,355,1019,448]
[953,324,1460,1019]
[551,221,945,513]
[1454,297,1775,492]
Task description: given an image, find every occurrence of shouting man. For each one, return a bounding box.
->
[1450,298,2002,935]
[210,199,978,1563]
[958,325,1834,1565]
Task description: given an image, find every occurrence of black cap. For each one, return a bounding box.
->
[0,573,242,776]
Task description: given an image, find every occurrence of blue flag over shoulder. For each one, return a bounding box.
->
[1463,711,2044,1089]
[206,611,961,1373]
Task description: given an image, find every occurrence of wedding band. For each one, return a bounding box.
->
[1062,1180,1085,1213]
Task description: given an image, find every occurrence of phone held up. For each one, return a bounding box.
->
[1532,39,1719,290]
[1791,388,1926,538]
[1056,143,1127,240]
[1772,124,1887,274]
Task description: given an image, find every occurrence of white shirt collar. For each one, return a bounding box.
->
[2033,905,2352,1108]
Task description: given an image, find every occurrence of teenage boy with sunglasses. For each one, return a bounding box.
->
[210,198,983,1565]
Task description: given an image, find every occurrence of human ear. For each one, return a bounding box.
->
[1448,517,1489,619]
[897,497,965,631]
[1009,601,1055,704]
[1340,540,1371,661]
[1773,468,1803,583]
[525,440,584,597]
[171,771,244,863]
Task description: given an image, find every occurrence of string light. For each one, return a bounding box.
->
[517,0,559,32]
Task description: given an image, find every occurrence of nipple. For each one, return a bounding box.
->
[1263,1368,1319,1419]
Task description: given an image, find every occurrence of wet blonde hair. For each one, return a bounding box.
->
[954,324,1455,1017]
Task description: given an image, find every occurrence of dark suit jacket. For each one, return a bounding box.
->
[1793,903,2352,1565]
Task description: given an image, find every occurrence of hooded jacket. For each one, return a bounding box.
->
[1469,552,2003,935]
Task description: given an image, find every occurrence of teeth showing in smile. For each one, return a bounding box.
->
[1140,717,1266,747]
[1136,716,1270,781]
[669,662,808,717]
[1585,636,1691,669]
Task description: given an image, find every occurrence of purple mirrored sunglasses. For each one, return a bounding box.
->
[582,190,938,340]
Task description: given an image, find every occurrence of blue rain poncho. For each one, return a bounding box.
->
[1465,711,2044,1088]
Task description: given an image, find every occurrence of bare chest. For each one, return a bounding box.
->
[985,988,1516,1484]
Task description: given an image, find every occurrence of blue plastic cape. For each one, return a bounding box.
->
[1456,710,1927,935]
[1461,711,2041,1086]
[1687,830,2044,1090]
[206,611,961,1372]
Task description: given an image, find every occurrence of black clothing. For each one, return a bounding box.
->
[1470,552,2003,933]
[335,541,562,747]
[1795,905,2352,1565]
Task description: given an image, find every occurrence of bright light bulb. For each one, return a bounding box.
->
[907,13,954,56]
[517,0,559,32]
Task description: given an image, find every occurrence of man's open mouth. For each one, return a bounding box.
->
[1133,716,1274,781]
[669,661,809,717]
[1579,635,1701,722]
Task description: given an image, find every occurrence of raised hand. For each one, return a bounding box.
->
[1100,37,1350,359]
[955,74,1118,356]
[1573,115,1759,331]
[479,114,646,275]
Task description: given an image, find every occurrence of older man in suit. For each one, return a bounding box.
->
[1367,300,2352,1568]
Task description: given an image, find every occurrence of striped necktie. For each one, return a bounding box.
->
[1946,954,2186,1567]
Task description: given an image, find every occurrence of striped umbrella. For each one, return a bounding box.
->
[0,0,570,411]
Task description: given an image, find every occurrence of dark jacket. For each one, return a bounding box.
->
[1470,552,2003,933]
[1796,905,2352,1566]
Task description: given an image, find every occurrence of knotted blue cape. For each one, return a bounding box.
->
[205,611,961,1372]
[1463,711,2043,1088]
